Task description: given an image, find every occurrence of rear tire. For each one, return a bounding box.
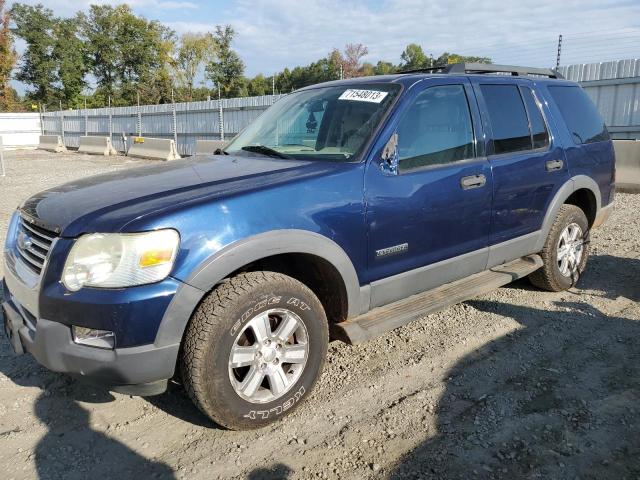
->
[529,204,590,292]
[180,271,328,430]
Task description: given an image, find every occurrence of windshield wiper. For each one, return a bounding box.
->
[241,145,290,159]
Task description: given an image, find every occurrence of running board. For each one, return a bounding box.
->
[332,254,543,345]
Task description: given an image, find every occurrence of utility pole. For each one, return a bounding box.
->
[556,34,563,69]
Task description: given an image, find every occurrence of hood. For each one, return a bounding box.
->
[20,155,338,236]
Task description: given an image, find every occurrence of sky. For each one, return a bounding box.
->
[6,0,640,91]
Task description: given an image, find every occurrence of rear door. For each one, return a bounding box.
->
[471,77,570,266]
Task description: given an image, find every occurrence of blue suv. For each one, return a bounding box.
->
[2,63,615,430]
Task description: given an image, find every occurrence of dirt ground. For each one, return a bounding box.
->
[0,149,638,480]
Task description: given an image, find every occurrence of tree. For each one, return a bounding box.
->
[77,5,119,101]
[205,25,245,98]
[342,43,368,78]
[79,4,175,105]
[435,52,491,65]
[10,3,57,105]
[247,74,270,96]
[52,18,87,107]
[0,0,16,110]
[174,32,215,101]
[400,43,429,70]
[374,60,396,75]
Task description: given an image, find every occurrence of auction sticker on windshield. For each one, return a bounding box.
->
[339,89,388,103]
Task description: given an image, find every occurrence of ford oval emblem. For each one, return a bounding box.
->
[18,232,33,250]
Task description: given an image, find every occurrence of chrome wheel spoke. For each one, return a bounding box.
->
[274,313,299,342]
[569,226,580,241]
[281,344,307,364]
[560,256,569,275]
[249,313,272,344]
[267,366,290,396]
[238,366,265,398]
[229,345,256,368]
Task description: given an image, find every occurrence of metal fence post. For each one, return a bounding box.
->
[38,104,44,135]
[108,96,113,148]
[171,89,178,152]
[84,98,88,136]
[59,100,65,143]
[218,89,224,142]
[137,92,142,137]
[0,135,5,177]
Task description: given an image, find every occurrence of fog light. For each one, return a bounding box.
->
[72,326,115,349]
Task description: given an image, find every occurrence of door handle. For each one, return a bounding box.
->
[546,159,564,171]
[460,174,487,190]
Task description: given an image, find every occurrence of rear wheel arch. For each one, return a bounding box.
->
[534,176,601,252]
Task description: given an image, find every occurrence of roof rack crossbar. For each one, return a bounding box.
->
[401,63,563,79]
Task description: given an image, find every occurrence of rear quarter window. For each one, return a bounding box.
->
[547,86,609,145]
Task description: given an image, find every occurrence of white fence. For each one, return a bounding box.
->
[41,95,284,156]
[0,113,41,149]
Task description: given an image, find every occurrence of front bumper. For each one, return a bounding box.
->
[2,286,180,395]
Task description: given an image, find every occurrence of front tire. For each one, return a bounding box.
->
[180,271,328,430]
[529,204,590,292]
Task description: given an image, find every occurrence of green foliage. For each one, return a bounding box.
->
[436,52,492,65]
[78,4,175,105]
[400,43,429,70]
[174,32,215,101]
[53,18,87,107]
[205,25,245,98]
[10,3,57,105]
[0,0,16,111]
[374,61,397,75]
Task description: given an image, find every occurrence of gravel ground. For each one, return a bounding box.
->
[0,149,638,480]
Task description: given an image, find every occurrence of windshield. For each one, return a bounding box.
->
[225,83,401,162]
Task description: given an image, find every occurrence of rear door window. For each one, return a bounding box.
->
[480,84,532,155]
[547,85,609,144]
[521,87,550,149]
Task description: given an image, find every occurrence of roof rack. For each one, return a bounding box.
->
[401,62,564,79]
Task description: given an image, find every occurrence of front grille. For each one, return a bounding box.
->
[15,216,58,275]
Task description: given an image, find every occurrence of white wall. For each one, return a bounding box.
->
[0,113,41,149]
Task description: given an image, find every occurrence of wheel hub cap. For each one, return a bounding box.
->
[260,345,277,363]
[228,308,309,404]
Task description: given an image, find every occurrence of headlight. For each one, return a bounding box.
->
[62,229,179,291]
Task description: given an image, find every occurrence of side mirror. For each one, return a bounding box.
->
[381,133,399,175]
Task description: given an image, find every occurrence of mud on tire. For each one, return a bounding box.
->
[180,271,328,430]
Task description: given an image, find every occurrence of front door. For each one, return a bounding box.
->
[364,78,493,308]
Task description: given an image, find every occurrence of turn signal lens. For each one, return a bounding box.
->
[139,248,174,268]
